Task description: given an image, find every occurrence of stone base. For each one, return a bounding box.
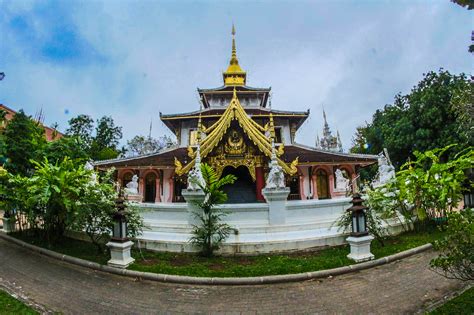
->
[106,241,135,269]
[182,189,206,226]
[125,194,142,203]
[347,235,374,262]
[2,217,16,233]
[262,188,290,225]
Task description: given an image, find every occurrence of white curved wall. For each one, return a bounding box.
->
[136,198,404,254]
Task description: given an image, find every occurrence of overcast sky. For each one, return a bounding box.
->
[0,0,472,150]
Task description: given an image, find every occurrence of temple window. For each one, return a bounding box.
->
[274,127,283,143]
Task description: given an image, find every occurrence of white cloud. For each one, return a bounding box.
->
[0,1,471,151]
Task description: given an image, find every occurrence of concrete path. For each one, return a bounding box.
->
[0,238,466,314]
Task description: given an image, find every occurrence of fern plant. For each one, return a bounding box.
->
[189,163,236,257]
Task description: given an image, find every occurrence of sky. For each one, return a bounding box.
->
[0,0,472,150]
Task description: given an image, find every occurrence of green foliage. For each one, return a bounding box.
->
[65,114,123,161]
[66,114,94,151]
[397,145,473,223]
[3,110,47,175]
[44,136,89,165]
[26,158,89,242]
[0,289,38,314]
[351,70,472,170]
[430,210,474,281]
[189,163,236,257]
[429,286,474,315]
[337,202,388,246]
[90,116,122,160]
[4,158,143,246]
[72,169,144,251]
[364,181,414,232]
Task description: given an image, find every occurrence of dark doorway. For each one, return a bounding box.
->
[173,176,187,202]
[316,169,330,199]
[287,175,301,200]
[222,165,256,203]
[144,173,157,203]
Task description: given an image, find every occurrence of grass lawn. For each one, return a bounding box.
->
[9,227,446,278]
[0,289,38,315]
[129,228,447,277]
[11,231,109,265]
[430,286,474,315]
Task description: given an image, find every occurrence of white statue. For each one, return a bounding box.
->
[265,144,286,189]
[84,161,98,185]
[125,175,139,195]
[376,152,395,186]
[334,169,349,192]
[187,145,206,191]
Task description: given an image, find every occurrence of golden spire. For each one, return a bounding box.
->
[223,24,246,86]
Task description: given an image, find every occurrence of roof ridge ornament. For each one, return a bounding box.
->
[223,24,247,86]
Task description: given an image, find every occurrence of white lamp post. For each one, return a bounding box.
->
[346,193,374,262]
[106,193,135,269]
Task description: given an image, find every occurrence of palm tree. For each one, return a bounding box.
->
[189,163,236,257]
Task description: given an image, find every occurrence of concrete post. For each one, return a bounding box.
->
[346,235,375,262]
[262,187,290,225]
[2,217,16,233]
[106,241,135,269]
[181,189,206,226]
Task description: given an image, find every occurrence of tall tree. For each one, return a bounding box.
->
[44,136,89,165]
[125,135,173,157]
[4,110,46,175]
[351,70,471,169]
[66,114,94,151]
[65,114,123,161]
[90,116,123,160]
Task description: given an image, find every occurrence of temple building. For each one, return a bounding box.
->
[315,110,343,153]
[95,27,377,203]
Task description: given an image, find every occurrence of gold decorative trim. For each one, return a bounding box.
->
[174,88,299,176]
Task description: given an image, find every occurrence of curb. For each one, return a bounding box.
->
[0,232,433,286]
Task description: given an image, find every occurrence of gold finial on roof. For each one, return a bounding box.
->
[223,23,246,86]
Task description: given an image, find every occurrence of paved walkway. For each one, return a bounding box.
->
[0,238,466,314]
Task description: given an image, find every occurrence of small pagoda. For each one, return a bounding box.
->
[95,26,377,203]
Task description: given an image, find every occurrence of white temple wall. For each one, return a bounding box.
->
[136,197,408,254]
[179,121,194,147]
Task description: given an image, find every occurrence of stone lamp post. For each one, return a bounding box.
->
[106,194,135,269]
[346,193,374,262]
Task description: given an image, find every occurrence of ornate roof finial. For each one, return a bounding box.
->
[197,112,203,143]
[231,23,237,63]
[223,23,246,86]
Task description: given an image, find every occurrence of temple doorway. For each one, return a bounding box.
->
[144,173,157,203]
[221,165,256,203]
[316,169,330,199]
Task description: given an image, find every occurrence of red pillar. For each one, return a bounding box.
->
[255,166,265,201]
